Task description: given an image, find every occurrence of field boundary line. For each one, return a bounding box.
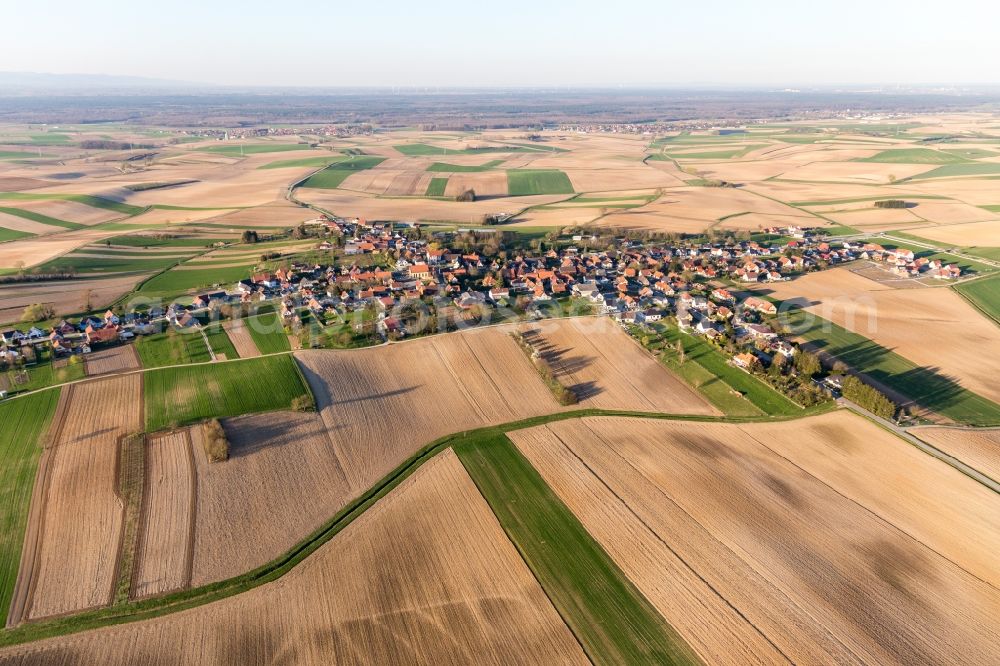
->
[552,422,800,665]
[0,405,842,646]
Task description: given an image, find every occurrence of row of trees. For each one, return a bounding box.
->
[841,375,897,420]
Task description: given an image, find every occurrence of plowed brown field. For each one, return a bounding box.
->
[510,411,1000,665]
[133,430,195,599]
[0,452,586,666]
[11,375,143,621]
[222,319,259,358]
[297,320,711,495]
[909,427,1000,483]
[188,411,351,587]
[521,317,716,414]
[84,345,140,376]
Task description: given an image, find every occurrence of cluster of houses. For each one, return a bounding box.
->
[2,217,955,377]
[0,311,147,364]
[846,241,963,279]
[188,125,374,141]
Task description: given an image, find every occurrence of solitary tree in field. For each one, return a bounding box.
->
[81,288,93,312]
[21,303,54,323]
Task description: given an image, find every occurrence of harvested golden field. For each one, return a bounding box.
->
[752,411,1000,587]
[0,451,586,666]
[296,326,563,493]
[0,212,64,235]
[0,228,123,269]
[906,178,1000,205]
[0,274,150,324]
[564,167,678,191]
[111,207,224,228]
[222,319,260,358]
[908,201,998,224]
[84,345,141,376]
[384,171,433,196]
[656,186,811,220]
[910,427,1000,483]
[204,203,319,228]
[778,161,933,184]
[13,199,125,226]
[511,412,1000,665]
[134,430,195,599]
[297,189,565,222]
[188,411,351,587]
[522,317,716,414]
[693,159,804,182]
[511,206,605,227]
[443,172,508,198]
[121,167,313,208]
[825,207,925,227]
[10,375,143,622]
[597,209,711,233]
[299,320,710,493]
[718,211,828,231]
[903,219,1000,246]
[760,268,1000,405]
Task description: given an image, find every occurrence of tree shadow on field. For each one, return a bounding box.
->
[331,386,419,407]
[570,380,603,401]
[224,413,328,459]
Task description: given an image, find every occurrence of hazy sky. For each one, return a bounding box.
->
[4,0,999,87]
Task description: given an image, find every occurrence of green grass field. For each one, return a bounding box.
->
[425,177,448,196]
[38,253,185,275]
[29,134,71,144]
[964,246,1000,262]
[144,354,310,430]
[138,264,253,295]
[135,331,212,367]
[506,169,574,195]
[426,160,503,172]
[199,143,313,157]
[0,151,38,160]
[0,389,61,626]
[941,148,998,160]
[666,144,764,160]
[394,143,540,156]
[632,327,762,417]
[652,322,802,416]
[455,432,698,665]
[245,312,290,354]
[0,206,85,231]
[204,324,239,359]
[296,157,386,189]
[106,235,229,248]
[259,155,354,170]
[653,133,759,146]
[907,163,1000,180]
[857,148,969,164]
[4,357,86,395]
[955,274,1000,326]
[0,192,145,216]
[781,304,1000,425]
[0,227,34,242]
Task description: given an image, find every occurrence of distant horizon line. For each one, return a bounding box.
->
[2,71,1000,92]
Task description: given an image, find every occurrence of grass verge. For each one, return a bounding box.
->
[0,388,60,626]
[455,432,699,665]
[144,354,309,430]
